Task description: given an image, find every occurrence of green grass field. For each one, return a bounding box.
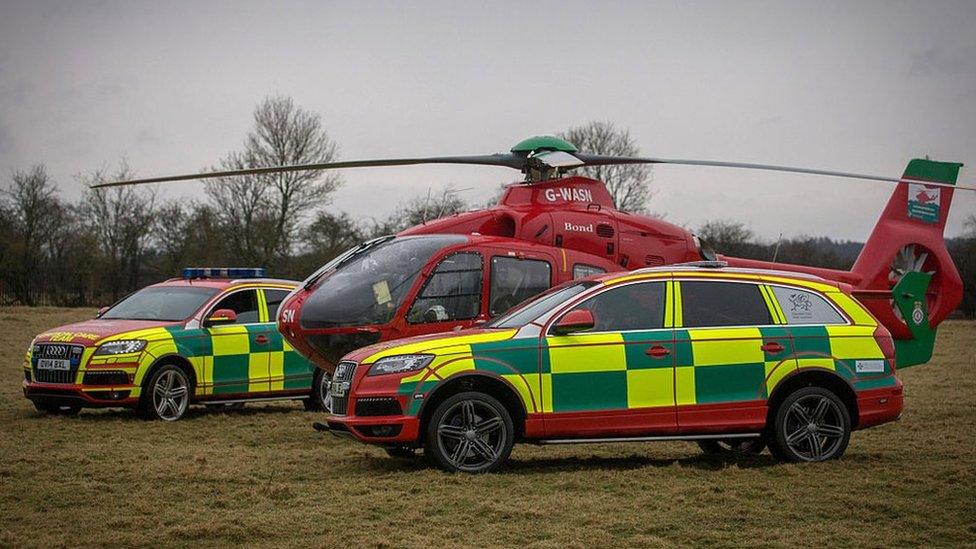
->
[1,307,974,547]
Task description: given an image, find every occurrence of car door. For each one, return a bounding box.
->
[205,288,271,396]
[543,280,675,437]
[766,284,866,382]
[673,279,794,432]
[262,288,317,392]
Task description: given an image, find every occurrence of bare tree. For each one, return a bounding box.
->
[303,211,363,259]
[368,186,468,237]
[82,162,157,300]
[558,121,654,213]
[697,219,755,256]
[949,214,976,317]
[2,165,63,305]
[206,96,341,266]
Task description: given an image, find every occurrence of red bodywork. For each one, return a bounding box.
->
[279,174,962,374]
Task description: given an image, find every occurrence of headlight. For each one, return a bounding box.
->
[368,354,435,376]
[94,339,147,355]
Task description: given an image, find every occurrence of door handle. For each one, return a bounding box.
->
[255,334,269,345]
[645,345,671,358]
[761,342,784,353]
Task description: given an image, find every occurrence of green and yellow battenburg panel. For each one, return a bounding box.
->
[374,273,897,418]
[25,285,317,399]
[51,324,316,398]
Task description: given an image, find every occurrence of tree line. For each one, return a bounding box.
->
[0,96,972,317]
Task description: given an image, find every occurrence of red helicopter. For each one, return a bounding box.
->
[97,136,971,390]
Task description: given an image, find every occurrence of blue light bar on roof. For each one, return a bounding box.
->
[182,267,267,279]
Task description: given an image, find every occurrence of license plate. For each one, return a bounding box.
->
[330,381,349,398]
[36,358,71,370]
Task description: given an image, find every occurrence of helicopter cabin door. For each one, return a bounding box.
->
[402,252,487,334]
[548,210,619,266]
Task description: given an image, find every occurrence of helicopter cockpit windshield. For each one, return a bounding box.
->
[300,234,466,329]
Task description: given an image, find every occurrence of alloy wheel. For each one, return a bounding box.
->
[320,371,333,413]
[152,369,189,421]
[782,394,846,461]
[436,399,507,472]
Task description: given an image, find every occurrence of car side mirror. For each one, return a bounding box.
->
[553,309,596,335]
[205,309,237,327]
[96,306,110,318]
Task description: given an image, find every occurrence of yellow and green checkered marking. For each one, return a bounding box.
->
[53,324,316,398]
[376,276,896,418]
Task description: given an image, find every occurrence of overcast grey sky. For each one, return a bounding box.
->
[1,0,974,240]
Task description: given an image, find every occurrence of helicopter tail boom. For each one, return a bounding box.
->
[724,158,963,368]
[846,158,963,366]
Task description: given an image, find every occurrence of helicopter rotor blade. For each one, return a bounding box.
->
[89,145,975,192]
[571,154,976,191]
[89,153,529,189]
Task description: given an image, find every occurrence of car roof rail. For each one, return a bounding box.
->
[673,260,728,268]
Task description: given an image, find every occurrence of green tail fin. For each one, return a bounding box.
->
[892,271,936,368]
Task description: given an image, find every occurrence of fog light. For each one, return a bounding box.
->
[358,424,402,438]
[89,390,131,401]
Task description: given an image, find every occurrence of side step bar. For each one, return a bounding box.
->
[199,395,308,405]
[535,432,761,445]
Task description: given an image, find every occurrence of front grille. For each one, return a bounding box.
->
[355,397,402,417]
[83,371,131,386]
[330,361,357,415]
[31,344,84,384]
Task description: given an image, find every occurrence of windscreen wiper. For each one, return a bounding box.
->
[304,234,396,289]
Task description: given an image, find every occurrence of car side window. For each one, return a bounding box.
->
[264,289,291,323]
[489,257,552,316]
[680,281,772,328]
[209,289,260,324]
[559,281,666,332]
[770,286,846,325]
[572,264,606,279]
[407,252,483,323]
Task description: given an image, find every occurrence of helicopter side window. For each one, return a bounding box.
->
[573,264,606,279]
[489,256,552,317]
[407,253,483,324]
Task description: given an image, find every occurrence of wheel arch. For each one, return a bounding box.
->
[766,367,859,429]
[417,372,528,442]
[141,354,198,396]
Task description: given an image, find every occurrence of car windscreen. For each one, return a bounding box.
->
[101,286,220,321]
[486,281,596,329]
[300,235,467,329]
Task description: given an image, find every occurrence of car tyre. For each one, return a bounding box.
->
[697,438,765,455]
[137,364,191,421]
[304,369,332,412]
[770,386,851,462]
[424,391,514,473]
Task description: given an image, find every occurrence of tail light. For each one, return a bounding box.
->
[873,325,897,371]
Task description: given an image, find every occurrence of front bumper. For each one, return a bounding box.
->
[324,413,421,445]
[23,380,139,408]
